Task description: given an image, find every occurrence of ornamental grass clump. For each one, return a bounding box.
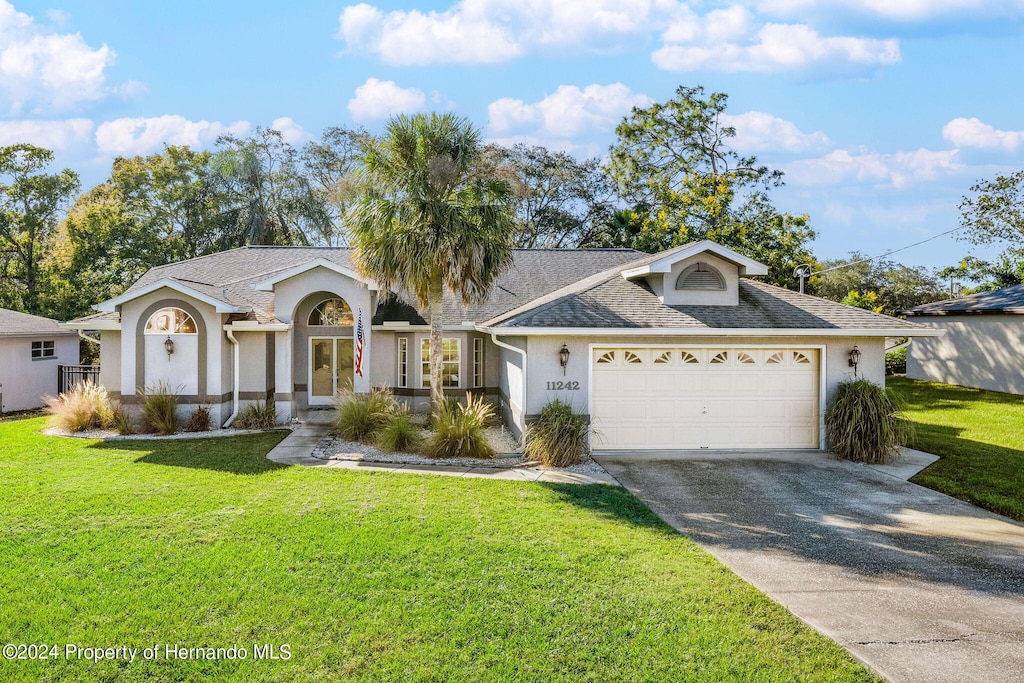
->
[333,387,398,443]
[44,380,114,432]
[139,382,179,435]
[234,401,277,430]
[825,378,911,464]
[186,405,213,432]
[522,399,590,468]
[426,394,495,459]
[375,410,423,453]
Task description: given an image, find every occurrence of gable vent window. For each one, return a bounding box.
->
[676,262,726,291]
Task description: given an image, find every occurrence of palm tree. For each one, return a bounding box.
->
[350,113,516,413]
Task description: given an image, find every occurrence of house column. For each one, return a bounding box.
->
[274,328,294,422]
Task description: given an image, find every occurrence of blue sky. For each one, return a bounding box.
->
[3,1,1024,271]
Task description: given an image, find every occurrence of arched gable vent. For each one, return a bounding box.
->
[675,262,726,291]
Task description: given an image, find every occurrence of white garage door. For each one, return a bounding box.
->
[591,347,820,451]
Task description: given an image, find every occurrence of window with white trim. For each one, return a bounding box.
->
[421,338,460,388]
[472,337,483,388]
[398,338,408,388]
[145,307,197,334]
[31,340,55,359]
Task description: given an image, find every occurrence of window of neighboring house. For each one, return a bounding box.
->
[145,307,198,334]
[31,340,55,360]
[398,338,408,388]
[472,337,483,388]
[308,298,353,326]
[421,338,460,388]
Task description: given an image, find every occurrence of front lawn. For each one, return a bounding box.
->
[0,416,874,682]
[890,376,1024,522]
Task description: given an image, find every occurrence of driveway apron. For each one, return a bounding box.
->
[597,452,1024,683]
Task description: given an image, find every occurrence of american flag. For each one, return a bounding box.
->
[355,308,364,378]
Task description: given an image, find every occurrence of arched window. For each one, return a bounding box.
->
[308,298,353,326]
[145,307,197,334]
[675,262,726,291]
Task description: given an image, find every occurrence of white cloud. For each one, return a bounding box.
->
[347,78,427,122]
[653,15,901,72]
[942,117,1024,152]
[719,111,830,152]
[786,148,962,188]
[488,83,651,139]
[270,117,310,146]
[0,117,92,148]
[95,115,251,156]
[0,0,124,113]
[337,0,678,65]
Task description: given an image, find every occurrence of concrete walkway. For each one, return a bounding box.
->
[266,410,618,485]
[596,448,1024,683]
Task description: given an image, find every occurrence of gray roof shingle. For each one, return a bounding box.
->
[904,284,1024,315]
[79,246,644,326]
[0,308,74,336]
[489,276,923,331]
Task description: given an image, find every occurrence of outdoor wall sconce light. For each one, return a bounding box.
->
[164,336,175,360]
[848,345,861,374]
[559,344,570,375]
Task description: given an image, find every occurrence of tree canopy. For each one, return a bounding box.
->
[814,253,946,317]
[603,85,815,287]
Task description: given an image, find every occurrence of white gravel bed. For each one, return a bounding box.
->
[315,424,610,476]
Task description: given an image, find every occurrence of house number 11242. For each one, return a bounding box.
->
[545,380,580,390]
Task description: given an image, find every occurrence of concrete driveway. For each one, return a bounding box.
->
[596,451,1024,683]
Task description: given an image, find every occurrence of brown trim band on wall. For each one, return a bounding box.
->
[390,387,500,398]
[274,393,294,401]
[135,298,208,400]
[119,392,232,405]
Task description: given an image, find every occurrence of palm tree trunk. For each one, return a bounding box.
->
[428,275,445,415]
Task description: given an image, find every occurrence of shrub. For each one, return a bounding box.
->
[44,380,114,432]
[333,388,398,442]
[885,346,907,375]
[426,394,495,459]
[522,399,590,467]
[825,378,911,464]
[186,405,213,432]
[375,410,423,453]
[234,401,277,430]
[112,406,134,436]
[138,382,179,435]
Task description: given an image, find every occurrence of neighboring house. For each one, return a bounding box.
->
[905,285,1024,394]
[63,240,938,452]
[0,308,81,413]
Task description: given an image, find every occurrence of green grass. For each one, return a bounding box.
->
[890,376,1024,521]
[0,416,875,682]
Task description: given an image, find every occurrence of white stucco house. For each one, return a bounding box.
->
[1,308,80,413]
[64,240,939,452]
[905,285,1024,394]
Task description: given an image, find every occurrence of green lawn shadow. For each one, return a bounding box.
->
[539,481,683,536]
[88,430,291,475]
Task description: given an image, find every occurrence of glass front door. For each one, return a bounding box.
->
[309,337,354,405]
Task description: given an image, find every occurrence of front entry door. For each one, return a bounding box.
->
[309,337,354,405]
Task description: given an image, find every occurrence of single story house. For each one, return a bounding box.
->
[0,308,80,412]
[905,285,1024,394]
[64,240,939,452]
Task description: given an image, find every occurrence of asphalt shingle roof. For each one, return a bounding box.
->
[90,246,644,326]
[0,308,74,336]
[904,284,1024,315]
[489,275,923,330]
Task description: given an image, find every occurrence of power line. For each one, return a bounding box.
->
[810,226,965,277]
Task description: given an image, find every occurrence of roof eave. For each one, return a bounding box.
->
[94,279,248,314]
[60,320,121,331]
[254,259,379,292]
[475,325,944,338]
[621,241,770,279]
